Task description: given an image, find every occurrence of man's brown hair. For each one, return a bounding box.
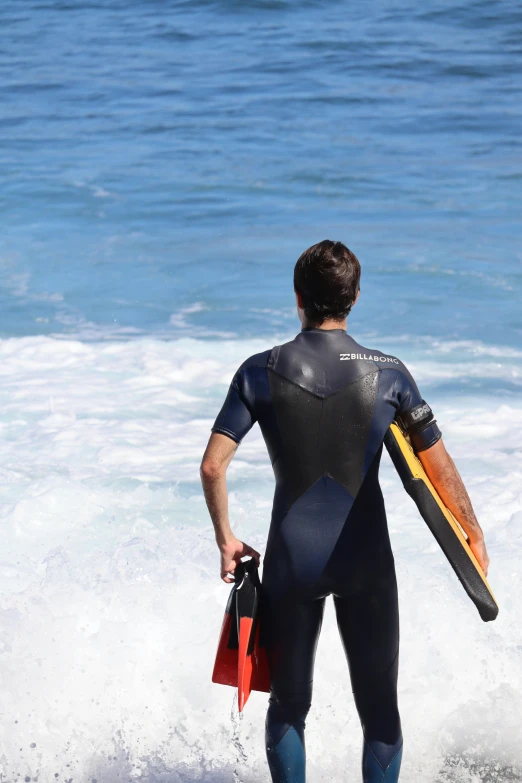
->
[294,240,361,325]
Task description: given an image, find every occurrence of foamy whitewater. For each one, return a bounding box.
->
[0,334,520,782]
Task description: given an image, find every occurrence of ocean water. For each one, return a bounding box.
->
[1,1,521,781]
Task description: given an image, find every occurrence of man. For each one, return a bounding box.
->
[200,240,489,783]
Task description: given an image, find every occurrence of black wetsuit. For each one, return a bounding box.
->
[212,328,441,783]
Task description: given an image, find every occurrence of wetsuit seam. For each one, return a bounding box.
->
[238,370,257,418]
[266,368,288,487]
[267,365,379,399]
[362,733,403,779]
[363,735,386,774]
[359,377,379,486]
[385,740,404,771]
[267,344,281,371]
[267,723,293,745]
[266,727,290,783]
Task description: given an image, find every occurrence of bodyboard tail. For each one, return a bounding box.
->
[212,558,270,710]
[384,422,498,622]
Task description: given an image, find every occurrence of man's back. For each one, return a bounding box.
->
[212,326,440,599]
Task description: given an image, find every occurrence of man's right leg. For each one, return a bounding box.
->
[264,595,325,783]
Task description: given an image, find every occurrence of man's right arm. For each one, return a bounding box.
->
[417,438,490,576]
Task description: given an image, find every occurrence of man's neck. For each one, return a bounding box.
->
[302,318,347,331]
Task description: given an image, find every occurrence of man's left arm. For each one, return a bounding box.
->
[394,364,490,575]
[417,438,489,575]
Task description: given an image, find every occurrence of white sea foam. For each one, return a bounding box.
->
[0,336,521,782]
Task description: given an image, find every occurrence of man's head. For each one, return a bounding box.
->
[293,239,361,327]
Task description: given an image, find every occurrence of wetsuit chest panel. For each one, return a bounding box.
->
[267,368,378,504]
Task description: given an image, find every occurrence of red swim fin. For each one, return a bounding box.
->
[211,587,239,688]
[212,558,270,711]
[237,615,254,711]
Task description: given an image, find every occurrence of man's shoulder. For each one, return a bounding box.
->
[351,338,414,381]
[237,334,303,372]
[236,348,272,375]
[348,338,400,367]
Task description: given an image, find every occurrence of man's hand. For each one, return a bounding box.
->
[468,534,490,577]
[220,537,261,584]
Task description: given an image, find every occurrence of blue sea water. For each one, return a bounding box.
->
[1,2,522,782]
[1,0,521,344]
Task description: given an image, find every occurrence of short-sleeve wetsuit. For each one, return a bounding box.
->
[212,327,441,783]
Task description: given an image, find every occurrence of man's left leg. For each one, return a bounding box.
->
[333,567,403,782]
